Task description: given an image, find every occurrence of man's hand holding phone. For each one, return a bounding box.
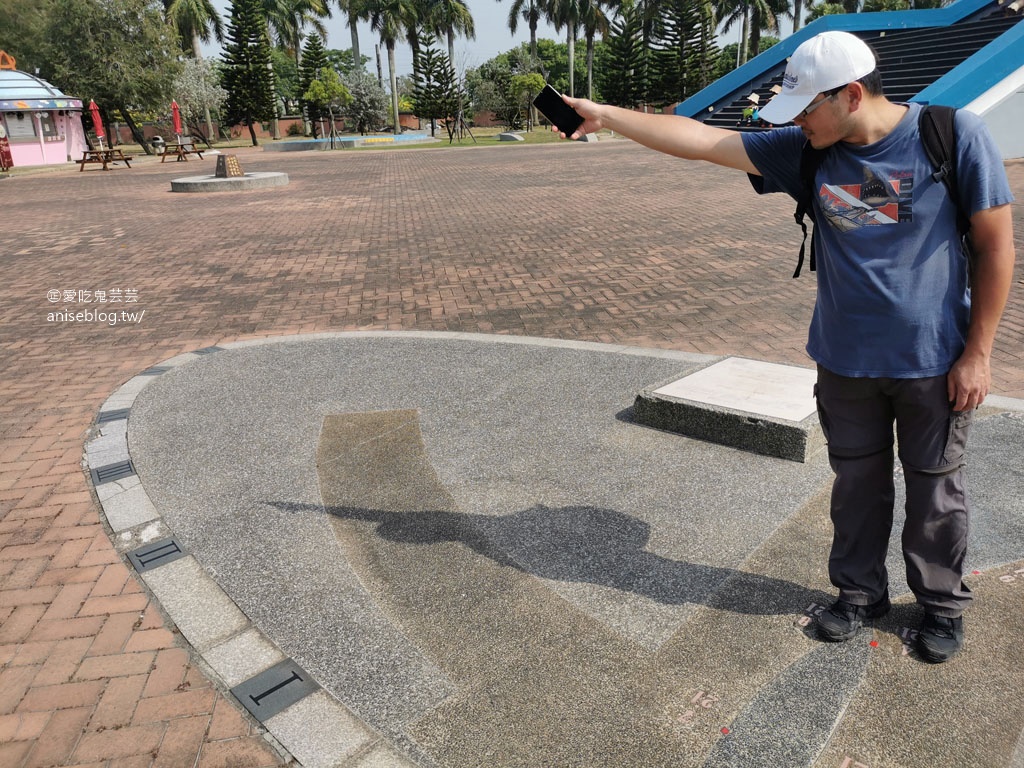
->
[533,85,593,139]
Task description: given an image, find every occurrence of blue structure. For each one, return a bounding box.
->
[675,0,1024,157]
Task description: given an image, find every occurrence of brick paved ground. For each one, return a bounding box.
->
[1,141,1021,767]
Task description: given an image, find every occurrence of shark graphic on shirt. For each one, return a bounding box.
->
[818,165,914,233]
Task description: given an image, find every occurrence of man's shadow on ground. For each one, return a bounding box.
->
[274,501,832,617]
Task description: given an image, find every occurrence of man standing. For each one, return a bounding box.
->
[558,30,1016,662]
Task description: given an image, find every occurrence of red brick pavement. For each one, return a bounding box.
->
[0,142,1021,767]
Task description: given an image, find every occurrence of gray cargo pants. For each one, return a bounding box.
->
[814,365,973,617]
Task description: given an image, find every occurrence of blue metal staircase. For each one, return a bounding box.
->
[677,0,1024,129]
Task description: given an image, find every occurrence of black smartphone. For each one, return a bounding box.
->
[533,84,584,136]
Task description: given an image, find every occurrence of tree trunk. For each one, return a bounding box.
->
[448,28,456,69]
[738,5,749,67]
[530,19,547,79]
[567,26,575,97]
[119,107,152,155]
[265,22,280,139]
[530,17,543,127]
[793,0,803,32]
[586,35,595,101]
[749,7,761,61]
[388,42,401,136]
[248,120,259,146]
[350,18,361,67]
[191,34,217,143]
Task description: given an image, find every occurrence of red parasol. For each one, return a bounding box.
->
[89,99,104,147]
[171,100,182,139]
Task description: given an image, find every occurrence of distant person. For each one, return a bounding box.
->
[554,31,1016,663]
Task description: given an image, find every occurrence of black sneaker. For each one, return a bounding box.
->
[917,614,964,663]
[816,591,891,642]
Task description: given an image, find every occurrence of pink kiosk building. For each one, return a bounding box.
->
[0,51,87,169]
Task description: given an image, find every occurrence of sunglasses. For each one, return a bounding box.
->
[797,85,848,119]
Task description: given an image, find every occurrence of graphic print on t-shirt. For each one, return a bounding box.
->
[818,165,914,232]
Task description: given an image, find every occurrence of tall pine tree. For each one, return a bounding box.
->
[649,0,719,106]
[221,0,276,146]
[412,35,460,139]
[599,0,647,108]
[299,34,331,136]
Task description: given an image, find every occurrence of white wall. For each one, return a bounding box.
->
[966,63,1024,160]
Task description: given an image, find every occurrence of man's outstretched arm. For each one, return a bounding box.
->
[560,95,761,176]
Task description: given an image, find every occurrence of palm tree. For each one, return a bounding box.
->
[404,0,432,72]
[578,0,608,101]
[164,0,224,59]
[504,0,545,72]
[426,0,475,67]
[366,0,417,134]
[548,0,582,96]
[748,0,789,62]
[717,0,791,63]
[262,0,331,64]
[715,0,749,65]
[164,0,224,140]
[338,0,366,67]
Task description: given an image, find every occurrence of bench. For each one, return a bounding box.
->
[161,143,204,162]
[78,148,133,171]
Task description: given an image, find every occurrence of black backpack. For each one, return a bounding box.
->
[792,104,973,278]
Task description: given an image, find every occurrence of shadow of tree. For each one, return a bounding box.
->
[272,501,830,617]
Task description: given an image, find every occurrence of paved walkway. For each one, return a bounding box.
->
[1,141,1022,768]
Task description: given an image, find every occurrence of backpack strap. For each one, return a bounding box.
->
[919,104,975,282]
[794,141,828,278]
[919,104,971,240]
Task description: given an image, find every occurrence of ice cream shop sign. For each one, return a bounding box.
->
[0,50,87,168]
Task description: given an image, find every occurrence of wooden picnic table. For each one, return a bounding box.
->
[161,142,204,162]
[78,148,133,171]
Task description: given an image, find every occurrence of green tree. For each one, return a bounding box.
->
[548,0,583,96]
[163,0,224,58]
[303,66,352,141]
[0,0,55,75]
[716,0,788,65]
[299,33,330,132]
[649,0,718,105]
[342,68,389,133]
[164,0,223,139]
[465,56,519,127]
[465,52,545,129]
[271,46,300,112]
[712,35,778,79]
[222,0,278,145]
[501,0,546,78]
[578,0,608,101]
[326,48,371,76]
[173,57,228,144]
[599,0,647,107]
[426,0,475,67]
[749,0,789,64]
[261,0,330,62]
[802,0,839,20]
[511,71,545,127]
[337,0,367,68]
[45,0,180,152]
[366,0,417,134]
[412,35,452,136]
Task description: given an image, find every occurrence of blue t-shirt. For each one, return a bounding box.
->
[742,103,1014,378]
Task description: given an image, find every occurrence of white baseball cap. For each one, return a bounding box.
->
[759,31,877,124]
